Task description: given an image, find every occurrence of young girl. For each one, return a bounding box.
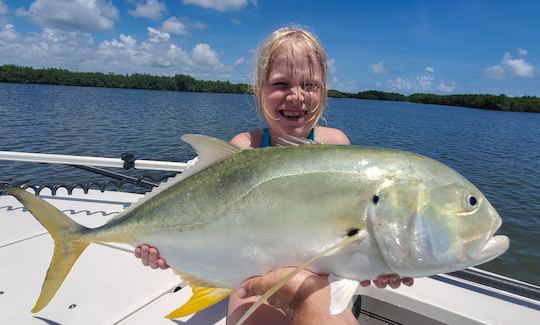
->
[136,27,412,324]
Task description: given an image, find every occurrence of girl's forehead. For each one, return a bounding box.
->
[269,52,321,78]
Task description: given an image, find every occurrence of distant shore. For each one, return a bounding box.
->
[1,64,538,113]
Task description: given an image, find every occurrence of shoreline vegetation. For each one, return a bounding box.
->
[1,64,538,113]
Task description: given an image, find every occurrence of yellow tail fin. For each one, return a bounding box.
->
[165,286,233,319]
[6,188,90,313]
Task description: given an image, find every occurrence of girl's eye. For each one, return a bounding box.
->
[303,82,320,91]
[273,82,288,89]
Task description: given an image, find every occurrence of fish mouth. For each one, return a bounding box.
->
[464,208,506,260]
[469,235,509,263]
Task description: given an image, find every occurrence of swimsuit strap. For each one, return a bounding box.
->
[308,128,315,141]
[260,128,271,148]
[260,127,315,148]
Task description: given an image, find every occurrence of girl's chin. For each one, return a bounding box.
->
[279,124,312,137]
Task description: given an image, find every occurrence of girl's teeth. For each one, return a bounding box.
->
[281,111,306,118]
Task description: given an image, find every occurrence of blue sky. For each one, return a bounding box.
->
[0,0,539,96]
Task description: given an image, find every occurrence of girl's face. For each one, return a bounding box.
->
[261,51,322,140]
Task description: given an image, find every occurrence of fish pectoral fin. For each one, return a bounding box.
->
[328,274,359,315]
[165,286,233,319]
[235,231,367,325]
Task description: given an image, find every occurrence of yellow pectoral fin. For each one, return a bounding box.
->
[165,286,234,319]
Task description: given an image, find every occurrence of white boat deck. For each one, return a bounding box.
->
[1,188,539,324]
[0,189,227,325]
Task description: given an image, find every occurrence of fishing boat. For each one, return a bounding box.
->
[1,151,539,324]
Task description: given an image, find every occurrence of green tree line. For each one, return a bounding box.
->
[328,89,540,113]
[0,64,251,94]
[1,65,538,112]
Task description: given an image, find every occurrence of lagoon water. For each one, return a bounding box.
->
[1,82,539,286]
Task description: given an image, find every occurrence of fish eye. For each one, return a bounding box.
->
[346,228,360,237]
[372,195,380,204]
[465,194,478,210]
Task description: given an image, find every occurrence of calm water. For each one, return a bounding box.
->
[1,83,539,286]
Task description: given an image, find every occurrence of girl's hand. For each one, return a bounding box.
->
[134,244,169,269]
[360,274,414,289]
[230,268,358,324]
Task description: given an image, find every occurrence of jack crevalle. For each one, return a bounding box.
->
[4,134,509,321]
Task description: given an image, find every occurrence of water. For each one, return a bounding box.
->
[1,83,539,286]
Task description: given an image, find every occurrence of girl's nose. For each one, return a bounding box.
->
[286,86,305,103]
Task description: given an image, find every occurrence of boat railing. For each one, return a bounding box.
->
[0,150,187,194]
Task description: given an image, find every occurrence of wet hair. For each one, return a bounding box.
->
[254,26,328,124]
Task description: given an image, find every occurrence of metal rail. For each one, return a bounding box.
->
[0,151,187,172]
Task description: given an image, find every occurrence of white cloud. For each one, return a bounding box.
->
[0,24,18,41]
[0,1,8,16]
[484,50,534,79]
[148,27,169,43]
[183,0,248,11]
[21,0,118,32]
[327,58,336,74]
[437,82,455,93]
[129,0,166,20]
[388,77,413,91]
[234,56,245,65]
[191,43,221,66]
[385,69,454,94]
[485,65,504,79]
[417,75,434,90]
[503,52,534,77]
[328,76,357,92]
[0,23,239,81]
[517,48,528,57]
[0,27,94,68]
[97,33,192,69]
[370,61,385,74]
[161,17,187,35]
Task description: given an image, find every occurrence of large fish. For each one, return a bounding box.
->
[4,135,509,322]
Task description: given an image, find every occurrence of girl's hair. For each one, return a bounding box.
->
[254,26,328,124]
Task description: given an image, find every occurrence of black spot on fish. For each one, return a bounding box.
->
[346,228,360,237]
[372,195,380,204]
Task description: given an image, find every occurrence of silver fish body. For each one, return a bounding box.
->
[84,138,508,287]
[5,135,509,314]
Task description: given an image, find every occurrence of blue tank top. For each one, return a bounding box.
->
[260,128,315,148]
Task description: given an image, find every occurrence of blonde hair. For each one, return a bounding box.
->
[254,26,328,124]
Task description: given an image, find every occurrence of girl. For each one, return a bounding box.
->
[136,27,412,324]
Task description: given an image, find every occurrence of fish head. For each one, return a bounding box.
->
[367,160,509,277]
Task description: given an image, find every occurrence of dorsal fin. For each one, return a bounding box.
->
[110,135,242,220]
[180,134,242,175]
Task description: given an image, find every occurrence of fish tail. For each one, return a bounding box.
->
[5,188,90,313]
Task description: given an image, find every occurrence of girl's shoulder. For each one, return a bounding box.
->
[230,130,263,149]
[314,126,350,145]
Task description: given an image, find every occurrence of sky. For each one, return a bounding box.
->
[0,0,539,96]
